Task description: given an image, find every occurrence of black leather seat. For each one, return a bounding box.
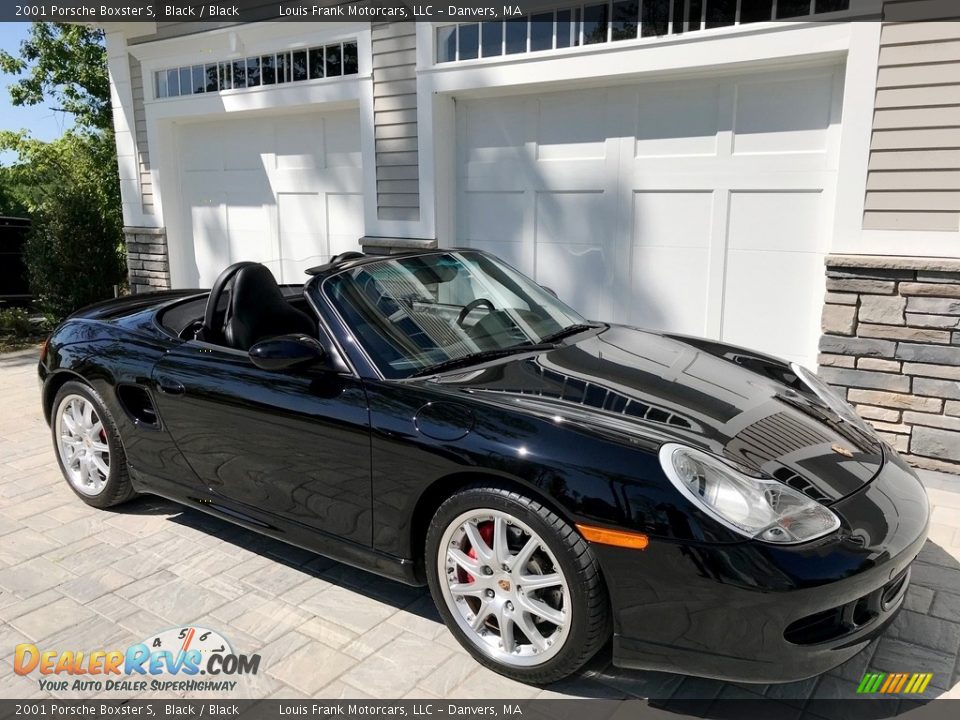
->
[222,264,316,351]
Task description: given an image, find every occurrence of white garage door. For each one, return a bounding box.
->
[176,108,363,287]
[456,65,844,367]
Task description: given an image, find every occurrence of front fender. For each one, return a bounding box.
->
[365,380,745,562]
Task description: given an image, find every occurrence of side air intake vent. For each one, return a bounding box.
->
[117,385,160,428]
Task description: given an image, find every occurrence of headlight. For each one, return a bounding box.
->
[790,361,871,432]
[659,444,841,544]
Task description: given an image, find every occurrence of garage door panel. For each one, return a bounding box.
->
[463,161,608,192]
[635,83,722,158]
[325,111,362,168]
[463,98,528,163]
[536,90,609,161]
[629,246,710,335]
[633,191,713,249]
[226,197,274,266]
[275,115,324,170]
[223,122,266,171]
[631,159,834,180]
[733,72,836,156]
[460,162,530,186]
[189,196,227,287]
[457,64,842,367]
[722,250,824,366]
[180,131,223,173]
[463,191,526,245]
[536,244,607,320]
[727,191,826,253]
[723,190,828,363]
[630,191,712,334]
[535,191,609,319]
[176,109,363,287]
[328,194,365,258]
[278,192,325,282]
[535,191,608,246]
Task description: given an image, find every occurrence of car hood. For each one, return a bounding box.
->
[428,324,884,505]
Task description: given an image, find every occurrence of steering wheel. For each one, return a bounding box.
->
[201,261,260,344]
[457,298,496,327]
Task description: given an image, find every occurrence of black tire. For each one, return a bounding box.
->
[425,484,610,684]
[51,380,136,509]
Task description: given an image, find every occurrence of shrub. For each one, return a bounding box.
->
[25,188,125,320]
[0,307,32,336]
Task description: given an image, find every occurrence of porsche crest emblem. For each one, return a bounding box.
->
[831,443,854,458]
[498,579,511,592]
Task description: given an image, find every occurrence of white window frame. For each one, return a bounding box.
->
[429,0,875,66]
[125,22,373,252]
[152,40,361,100]
[416,17,874,253]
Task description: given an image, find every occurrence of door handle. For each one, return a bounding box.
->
[156,377,185,395]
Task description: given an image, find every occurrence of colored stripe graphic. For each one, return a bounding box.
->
[894,674,909,693]
[856,673,877,693]
[857,672,933,694]
[879,674,896,693]
[904,674,920,694]
[860,673,884,693]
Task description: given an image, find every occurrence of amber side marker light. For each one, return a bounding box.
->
[577,524,649,550]
[39,337,50,365]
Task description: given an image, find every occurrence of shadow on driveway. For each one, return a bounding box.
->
[112,495,960,712]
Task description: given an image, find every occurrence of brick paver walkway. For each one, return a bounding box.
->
[1,347,959,706]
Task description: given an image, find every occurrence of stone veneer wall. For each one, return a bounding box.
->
[124,227,170,294]
[819,255,960,474]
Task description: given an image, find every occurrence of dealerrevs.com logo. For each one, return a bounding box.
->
[14,626,261,693]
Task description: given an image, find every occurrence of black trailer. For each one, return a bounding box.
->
[0,216,31,307]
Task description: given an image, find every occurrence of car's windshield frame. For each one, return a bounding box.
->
[318,250,588,379]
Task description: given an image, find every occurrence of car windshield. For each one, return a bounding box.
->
[324,251,588,378]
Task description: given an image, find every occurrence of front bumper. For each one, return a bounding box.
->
[602,448,930,683]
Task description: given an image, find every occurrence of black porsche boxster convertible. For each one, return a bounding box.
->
[39,249,929,685]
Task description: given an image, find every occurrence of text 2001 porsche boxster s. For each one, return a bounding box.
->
[38,249,929,684]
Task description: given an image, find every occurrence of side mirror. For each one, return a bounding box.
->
[249,334,329,372]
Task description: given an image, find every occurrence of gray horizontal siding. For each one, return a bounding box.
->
[373,22,419,223]
[883,0,960,21]
[864,3,960,232]
[372,32,416,54]
[128,54,154,216]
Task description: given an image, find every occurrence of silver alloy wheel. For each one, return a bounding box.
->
[437,509,570,667]
[55,394,110,496]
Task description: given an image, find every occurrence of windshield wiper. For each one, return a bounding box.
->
[412,343,555,378]
[539,322,604,345]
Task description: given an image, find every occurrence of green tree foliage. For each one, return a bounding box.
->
[0,24,125,320]
[0,167,29,217]
[24,182,125,320]
[0,23,110,131]
[1,130,125,319]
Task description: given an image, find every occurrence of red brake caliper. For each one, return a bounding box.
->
[460,521,495,584]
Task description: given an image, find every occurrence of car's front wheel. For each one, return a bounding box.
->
[52,380,136,508]
[425,485,609,684]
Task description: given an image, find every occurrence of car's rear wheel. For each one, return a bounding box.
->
[425,485,609,684]
[52,381,136,508]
